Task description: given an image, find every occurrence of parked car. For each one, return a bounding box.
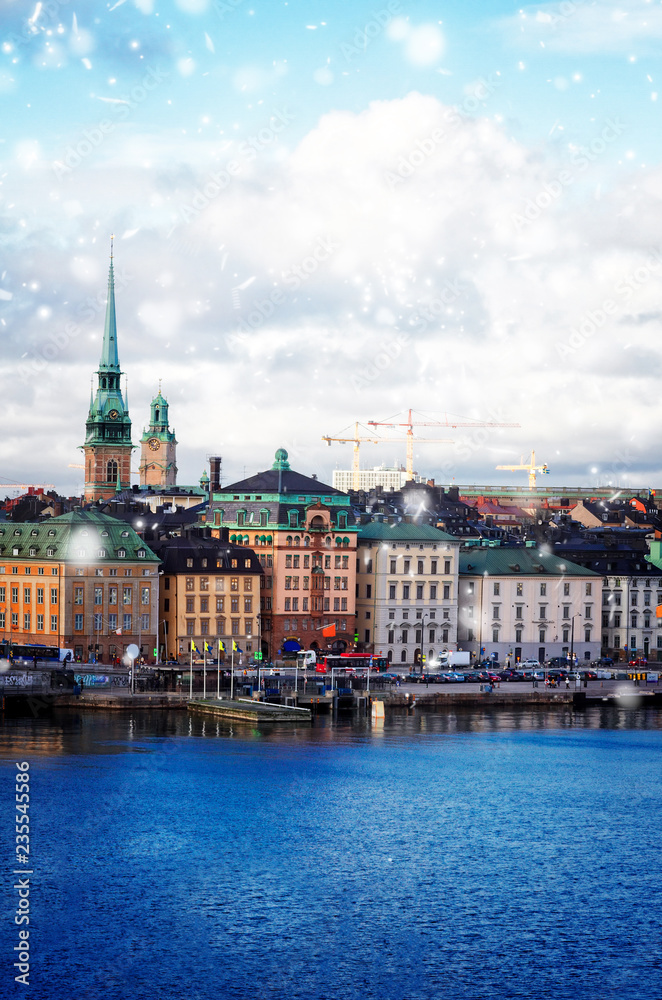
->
[629,658,648,667]
[547,656,573,668]
[498,669,521,681]
[521,658,540,668]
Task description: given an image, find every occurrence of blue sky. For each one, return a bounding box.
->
[2,0,662,493]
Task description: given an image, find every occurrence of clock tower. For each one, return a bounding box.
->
[139,388,178,487]
[82,240,134,502]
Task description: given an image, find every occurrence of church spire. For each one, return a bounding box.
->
[99,234,119,372]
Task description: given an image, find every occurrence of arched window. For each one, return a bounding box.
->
[400,650,407,663]
[288,510,298,528]
[342,537,350,548]
[107,459,118,484]
[304,536,310,547]
[337,512,347,529]
[286,535,293,546]
[260,510,269,527]
[237,511,245,527]
[294,536,300,547]
[243,535,249,546]
[335,537,342,547]
[387,650,393,662]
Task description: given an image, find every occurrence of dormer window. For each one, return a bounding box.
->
[29,548,36,557]
[137,550,145,559]
[117,548,126,558]
[121,531,129,538]
[13,529,21,536]
[98,548,107,558]
[30,530,38,537]
[47,548,55,557]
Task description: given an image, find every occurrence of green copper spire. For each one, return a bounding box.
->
[99,234,120,372]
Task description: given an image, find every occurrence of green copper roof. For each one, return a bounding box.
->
[459,547,600,577]
[272,448,290,471]
[0,509,159,563]
[99,251,120,372]
[358,521,458,543]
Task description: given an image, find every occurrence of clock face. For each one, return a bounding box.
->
[148,437,160,452]
[108,409,119,420]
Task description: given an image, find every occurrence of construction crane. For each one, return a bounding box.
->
[0,483,54,491]
[368,409,521,480]
[322,421,449,491]
[496,450,549,489]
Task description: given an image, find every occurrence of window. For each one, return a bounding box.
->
[0,586,4,603]
[614,613,621,628]
[23,587,31,604]
[341,598,347,611]
[516,582,523,596]
[244,597,252,613]
[231,578,239,591]
[141,587,150,605]
[117,549,126,559]
[492,605,500,619]
[74,613,83,630]
[563,629,569,642]
[186,577,194,591]
[141,613,149,631]
[563,606,570,619]
[231,597,239,613]
[431,560,437,575]
[515,606,523,620]
[584,605,592,619]
[401,630,408,644]
[292,598,299,611]
[285,577,291,590]
[245,619,253,635]
[74,587,83,605]
[292,577,299,590]
[23,612,30,630]
[366,584,372,599]
[430,584,437,600]
[417,560,424,575]
[515,629,522,643]
[94,587,103,606]
[50,588,57,604]
[186,621,195,636]
[109,613,117,631]
[444,559,451,575]
[200,577,209,592]
[123,587,132,605]
[402,584,410,600]
[216,597,225,613]
[51,615,57,631]
[200,597,209,614]
[11,613,17,628]
[584,629,591,643]
[404,559,410,574]
[443,584,450,600]
[492,629,499,642]
[231,619,240,636]
[109,586,117,605]
[563,582,570,596]
[539,629,545,643]
[416,584,424,600]
[644,592,651,606]
[631,592,638,606]
[539,605,547,619]
[540,583,547,596]
[36,587,44,604]
[390,559,397,574]
[93,613,102,631]
[123,614,132,631]
[631,614,638,628]
[586,583,592,596]
[200,620,209,635]
[493,582,500,596]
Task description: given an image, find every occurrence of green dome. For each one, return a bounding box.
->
[272,448,290,471]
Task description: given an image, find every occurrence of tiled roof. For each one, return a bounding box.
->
[0,509,159,562]
[459,546,600,577]
[358,521,458,543]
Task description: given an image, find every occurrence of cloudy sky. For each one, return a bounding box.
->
[2,0,662,495]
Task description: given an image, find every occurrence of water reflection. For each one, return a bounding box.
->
[1,704,662,758]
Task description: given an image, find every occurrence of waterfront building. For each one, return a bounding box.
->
[332,466,420,493]
[138,388,178,488]
[458,547,601,664]
[206,448,357,660]
[0,509,158,663]
[148,534,262,663]
[82,246,133,502]
[355,521,460,667]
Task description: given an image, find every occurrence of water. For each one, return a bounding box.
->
[2,706,662,999]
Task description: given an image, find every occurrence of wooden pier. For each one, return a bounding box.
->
[188,698,312,724]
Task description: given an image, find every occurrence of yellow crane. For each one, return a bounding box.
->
[496,450,549,489]
[368,409,521,480]
[322,422,401,491]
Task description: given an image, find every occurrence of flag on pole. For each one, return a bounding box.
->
[322,623,336,638]
[204,641,211,653]
[656,604,662,618]
[218,640,226,652]
[232,640,242,652]
[191,641,199,653]
[115,628,122,635]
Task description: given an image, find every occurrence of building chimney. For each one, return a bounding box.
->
[209,456,222,492]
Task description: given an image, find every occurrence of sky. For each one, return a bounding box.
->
[2,0,662,495]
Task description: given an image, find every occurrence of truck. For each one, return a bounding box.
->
[428,651,471,671]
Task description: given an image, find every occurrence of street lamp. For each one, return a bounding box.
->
[399,612,434,673]
[570,612,582,667]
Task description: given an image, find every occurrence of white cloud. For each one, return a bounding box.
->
[4,93,662,488]
[500,0,662,53]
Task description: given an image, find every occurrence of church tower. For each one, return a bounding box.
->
[82,239,133,502]
[139,387,178,487]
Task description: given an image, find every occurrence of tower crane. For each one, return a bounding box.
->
[496,450,549,489]
[367,409,521,480]
[322,422,453,490]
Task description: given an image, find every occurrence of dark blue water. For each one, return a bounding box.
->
[2,707,662,999]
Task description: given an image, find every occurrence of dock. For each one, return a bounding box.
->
[188,698,312,724]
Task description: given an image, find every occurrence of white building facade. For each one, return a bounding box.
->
[355,521,460,668]
[458,547,601,664]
